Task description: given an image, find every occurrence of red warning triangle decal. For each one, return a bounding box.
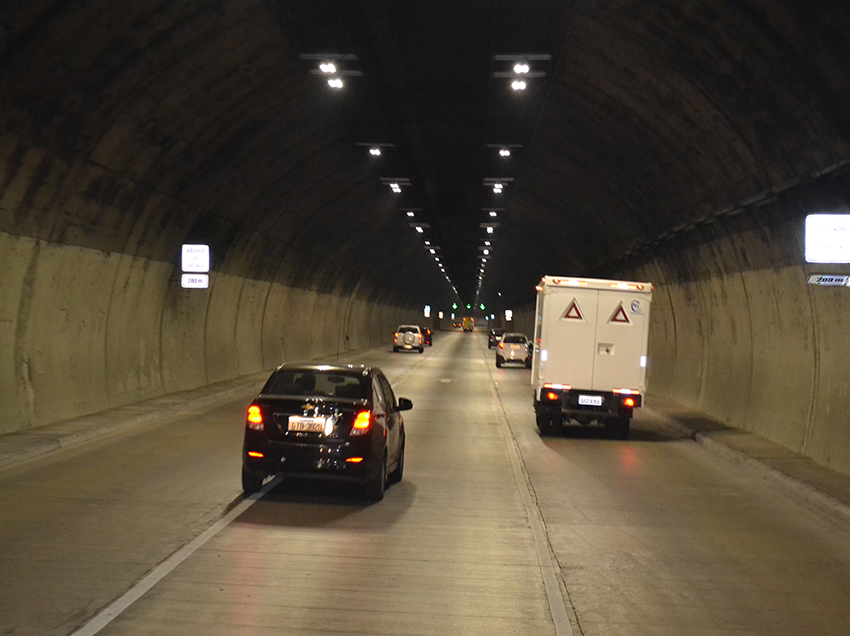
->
[609,303,631,324]
[562,299,583,321]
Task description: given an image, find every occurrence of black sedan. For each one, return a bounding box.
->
[241,364,411,501]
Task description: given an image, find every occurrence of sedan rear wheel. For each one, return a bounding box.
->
[241,467,265,495]
[365,453,387,501]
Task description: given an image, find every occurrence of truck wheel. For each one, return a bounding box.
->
[418,346,424,353]
[536,413,554,435]
[393,346,399,352]
[605,416,630,440]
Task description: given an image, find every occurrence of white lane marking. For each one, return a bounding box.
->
[69,479,278,636]
[484,355,575,636]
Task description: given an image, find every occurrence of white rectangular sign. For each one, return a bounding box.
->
[181,244,210,272]
[806,274,850,286]
[181,274,209,289]
[805,214,850,263]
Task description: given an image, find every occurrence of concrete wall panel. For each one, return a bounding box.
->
[103,254,168,405]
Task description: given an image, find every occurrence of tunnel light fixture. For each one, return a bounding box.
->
[415,226,424,233]
[513,62,530,74]
[328,78,344,89]
[489,211,498,217]
[487,226,494,234]
[499,148,511,157]
[319,62,337,74]
[407,211,415,217]
[389,182,402,193]
[511,80,527,91]
[369,147,381,156]
[493,183,504,193]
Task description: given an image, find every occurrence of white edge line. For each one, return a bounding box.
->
[69,479,278,636]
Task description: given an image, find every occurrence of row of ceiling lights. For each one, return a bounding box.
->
[303,51,549,308]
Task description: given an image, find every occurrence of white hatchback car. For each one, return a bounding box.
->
[496,333,532,368]
[393,325,424,353]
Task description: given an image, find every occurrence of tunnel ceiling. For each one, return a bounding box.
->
[1,1,849,312]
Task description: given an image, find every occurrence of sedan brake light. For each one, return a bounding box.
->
[350,410,372,436]
[247,405,263,430]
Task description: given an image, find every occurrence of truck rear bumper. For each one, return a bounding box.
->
[534,387,641,420]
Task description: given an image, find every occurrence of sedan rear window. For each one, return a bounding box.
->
[262,370,368,399]
[503,335,527,344]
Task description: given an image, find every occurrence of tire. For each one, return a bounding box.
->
[418,346,424,353]
[388,436,405,484]
[364,453,387,501]
[393,346,399,352]
[525,358,532,368]
[536,413,553,435]
[241,467,265,494]
[496,356,503,368]
[605,416,630,440]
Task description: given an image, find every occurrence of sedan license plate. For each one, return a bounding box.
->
[578,394,603,407]
[288,416,327,433]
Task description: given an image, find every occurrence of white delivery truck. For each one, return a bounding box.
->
[531,276,652,439]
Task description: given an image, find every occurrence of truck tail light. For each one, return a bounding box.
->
[623,398,636,407]
[498,342,504,349]
[350,411,373,436]
[246,405,263,430]
[546,392,559,401]
[247,451,264,458]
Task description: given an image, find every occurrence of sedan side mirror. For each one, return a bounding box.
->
[397,397,413,411]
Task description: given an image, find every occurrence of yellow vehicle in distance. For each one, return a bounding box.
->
[461,316,474,332]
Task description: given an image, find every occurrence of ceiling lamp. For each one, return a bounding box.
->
[319,62,337,73]
[513,62,530,74]
[511,80,526,91]
[328,78,344,89]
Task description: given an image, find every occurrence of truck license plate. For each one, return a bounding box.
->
[578,395,603,407]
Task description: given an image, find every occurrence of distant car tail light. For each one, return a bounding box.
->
[345,457,364,463]
[394,333,400,343]
[498,342,504,349]
[350,411,373,436]
[247,405,263,430]
[247,451,264,458]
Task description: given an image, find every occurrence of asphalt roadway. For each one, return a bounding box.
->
[1,331,850,636]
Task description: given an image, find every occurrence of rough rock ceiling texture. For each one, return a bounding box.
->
[2,0,849,311]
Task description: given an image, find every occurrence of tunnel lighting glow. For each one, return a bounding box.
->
[489,211,498,217]
[406,212,415,218]
[493,183,503,193]
[505,309,513,321]
[319,62,337,73]
[389,182,402,193]
[415,226,424,233]
[424,305,431,318]
[513,63,530,74]
[541,350,548,362]
[424,240,431,245]
[438,311,444,319]
[369,147,382,156]
[511,80,527,90]
[483,249,489,255]
[805,214,850,262]
[487,226,494,234]
[484,241,491,246]
[429,249,436,254]
[328,78,344,89]
[640,356,647,368]
[499,148,511,157]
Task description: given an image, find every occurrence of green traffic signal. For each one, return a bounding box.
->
[466,303,471,310]
[479,303,485,310]
[451,303,458,310]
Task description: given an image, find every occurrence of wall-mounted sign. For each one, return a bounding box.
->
[806,274,850,286]
[181,244,210,272]
[181,274,209,289]
[805,214,850,263]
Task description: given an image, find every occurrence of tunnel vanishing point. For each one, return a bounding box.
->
[1,1,850,476]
